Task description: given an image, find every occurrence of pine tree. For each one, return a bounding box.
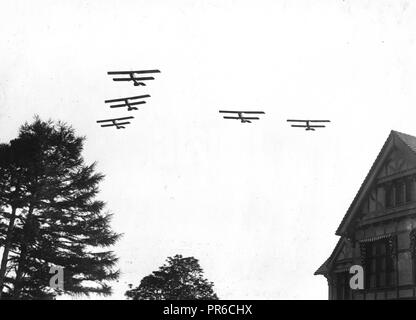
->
[0,117,120,299]
[125,254,218,300]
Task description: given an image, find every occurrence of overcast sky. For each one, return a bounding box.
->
[1,0,416,299]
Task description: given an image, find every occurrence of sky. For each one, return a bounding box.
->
[1,0,416,299]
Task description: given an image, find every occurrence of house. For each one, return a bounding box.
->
[315,130,416,300]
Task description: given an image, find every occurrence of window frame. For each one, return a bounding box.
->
[364,238,397,289]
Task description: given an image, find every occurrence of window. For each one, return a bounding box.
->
[410,230,416,284]
[365,238,396,289]
[385,176,416,208]
[386,184,395,208]
[406,178,415,203]
[396,182,405,206]
[413,255,416,285]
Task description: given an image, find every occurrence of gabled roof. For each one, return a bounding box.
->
[316,130,416,277]
[394,131,416,155]
[314,238,343,276]
[336,130,416,236]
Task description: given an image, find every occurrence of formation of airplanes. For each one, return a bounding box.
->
[97,69,330,131]
[97,70,160,129]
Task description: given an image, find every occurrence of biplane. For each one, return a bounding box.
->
[96,116,134,129]
[287,119,330,131]
[104,95,151,111]
[107,70,161,86]
[219,110,265,123]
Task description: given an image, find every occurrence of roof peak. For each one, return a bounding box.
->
[336,129,416,236]
[391,129,415,135]
[391,130,416,155]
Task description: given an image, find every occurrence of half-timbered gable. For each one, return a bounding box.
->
[316,131,416,300]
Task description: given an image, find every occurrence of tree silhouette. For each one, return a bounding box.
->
[125,254,218,300]
[0,116,120,299]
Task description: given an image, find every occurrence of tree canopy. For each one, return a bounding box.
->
[0,116,120,299]
[125,254,218,300]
